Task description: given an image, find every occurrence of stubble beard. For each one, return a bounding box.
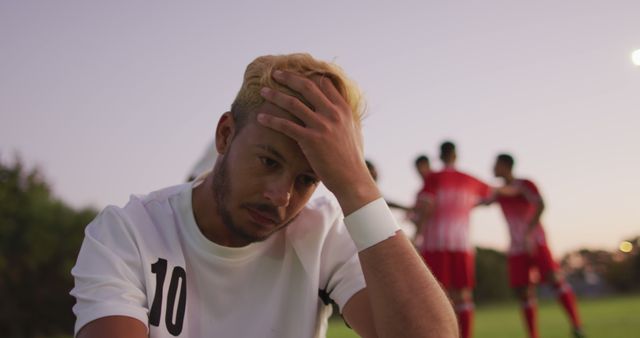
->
[212,154,287,245]
[211,153,307,246]
[211,155,260,244]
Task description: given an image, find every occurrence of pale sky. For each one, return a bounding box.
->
[2,1,639,256]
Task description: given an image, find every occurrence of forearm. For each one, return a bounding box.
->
[413,213,426,241]
[358,232,458,337]
[412,199,431,232]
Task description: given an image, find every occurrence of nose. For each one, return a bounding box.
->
[263,177,293,207]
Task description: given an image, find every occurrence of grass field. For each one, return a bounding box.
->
[327,294,640,338]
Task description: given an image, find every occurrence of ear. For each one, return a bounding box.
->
[215,112,236,155]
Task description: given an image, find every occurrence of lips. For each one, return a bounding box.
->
[245,207,281,227]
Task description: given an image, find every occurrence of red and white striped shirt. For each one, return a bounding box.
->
[496,179,548,255]
[421,167,491,252]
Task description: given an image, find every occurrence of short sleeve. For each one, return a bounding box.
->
[318,217,366,313]
[70,206,149,336]
[474,177,492,199]
[520,179,542,201]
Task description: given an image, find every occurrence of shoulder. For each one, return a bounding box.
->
[285,194,358,274]
[298,194,343,228]
[134,183,190,208]
[454,170,486,186]
[442,168,470,180]
[285,193,346,246]
[519,178,536,186]
[86,184,189,241]
[517,179,539,191]
[423,172,441,186]
[456,170,477,180]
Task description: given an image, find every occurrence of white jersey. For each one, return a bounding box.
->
[71,182,365,338]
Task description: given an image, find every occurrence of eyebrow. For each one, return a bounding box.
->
[256,144,286,163]
[255,144,318,178]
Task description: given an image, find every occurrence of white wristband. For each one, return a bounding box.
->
[343,197,400,252]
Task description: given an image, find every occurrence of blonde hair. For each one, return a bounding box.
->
[230,53,365,129]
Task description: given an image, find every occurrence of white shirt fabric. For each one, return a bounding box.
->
[71,182,366,338]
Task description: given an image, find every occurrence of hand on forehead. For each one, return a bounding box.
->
[260,70,348,123]
[270,71,342,107]
[256,69,368,201]
[254,101,305,128]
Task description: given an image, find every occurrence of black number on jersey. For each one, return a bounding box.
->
[149,258,187,336]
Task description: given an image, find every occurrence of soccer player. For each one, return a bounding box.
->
[411,155,431,246]
[418,142,492,338]
[70,54,457,338]
[489,153,585,338]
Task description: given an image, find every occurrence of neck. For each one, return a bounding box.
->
[503,173,515,184]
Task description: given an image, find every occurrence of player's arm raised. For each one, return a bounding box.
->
[258,70,457,338]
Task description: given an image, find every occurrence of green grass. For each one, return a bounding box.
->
[328,294,640,338]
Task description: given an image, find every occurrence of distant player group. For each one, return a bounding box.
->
[372,141,585,338]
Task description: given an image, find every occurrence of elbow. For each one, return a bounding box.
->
[440,317,460,338]
[429,312,460,338]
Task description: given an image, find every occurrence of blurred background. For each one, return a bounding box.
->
[1,1,639,337]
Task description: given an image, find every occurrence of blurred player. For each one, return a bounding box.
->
[411,155,431,247]
[487,153,585,338]
[419,141,492,338]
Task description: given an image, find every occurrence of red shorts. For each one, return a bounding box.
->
[508,244,559,288]
[421,250,475,289]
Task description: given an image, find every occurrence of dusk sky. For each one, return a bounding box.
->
[2,1,639,256]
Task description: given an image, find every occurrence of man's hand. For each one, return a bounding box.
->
[257,70,379,214]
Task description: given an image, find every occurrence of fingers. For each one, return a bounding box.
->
[272,70,335,111]
[259,87,321,127]
[311,74,349,109]
[257,112,309,142]
[260,70,350,129]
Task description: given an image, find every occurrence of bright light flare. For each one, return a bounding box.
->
[619,241,633,253]
[632,49,640,66]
